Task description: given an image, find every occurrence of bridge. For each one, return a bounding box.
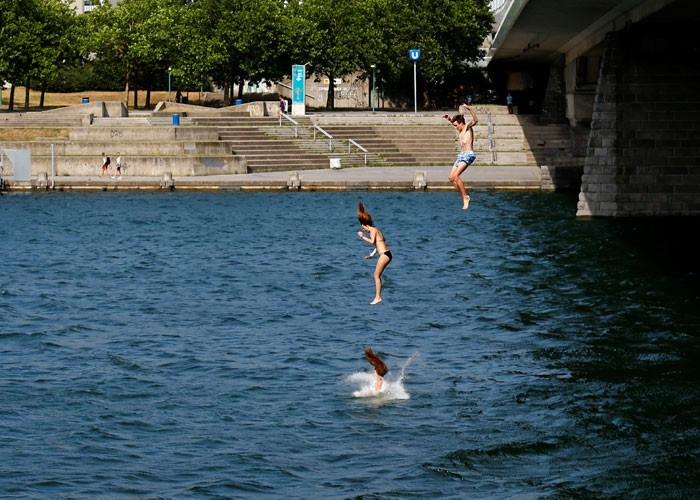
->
[485,0,700,217]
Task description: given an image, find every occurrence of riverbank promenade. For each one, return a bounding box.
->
[3,164,543,191]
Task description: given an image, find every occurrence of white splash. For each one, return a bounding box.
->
[347,353,416,400]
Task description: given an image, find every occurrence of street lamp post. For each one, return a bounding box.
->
[408,49,420,113]
[370,64,376,113]
[168,67,172,102]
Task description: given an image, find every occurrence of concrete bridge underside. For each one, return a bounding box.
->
[486,0,700,216]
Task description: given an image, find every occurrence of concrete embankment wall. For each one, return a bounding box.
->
[1,124,246,177]
[21,154,246,177]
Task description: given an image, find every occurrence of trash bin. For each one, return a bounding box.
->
[330,158,341,169]
[235,99,243,105]
[172,113,180,126]
[82,97,89,104]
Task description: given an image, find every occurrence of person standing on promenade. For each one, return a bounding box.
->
[364,347,388,393]
[279,95,287,114]
[506,93,514,114]
[101,153,110,177]
[114,152,122,179]
[444,106,479,209]
[357,201,392,305]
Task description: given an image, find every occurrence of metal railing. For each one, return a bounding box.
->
[348,139,368,165]
[279,112,298,137]
[486,111,497,162]
[313,125,333,151]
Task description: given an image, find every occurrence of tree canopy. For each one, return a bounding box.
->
[1,0,493,110]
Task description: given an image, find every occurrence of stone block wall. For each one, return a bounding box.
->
[577,26,700,217]
[1,124,245,177]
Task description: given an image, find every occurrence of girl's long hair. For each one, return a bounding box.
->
[364,347,388,376]
[357,201,374,227]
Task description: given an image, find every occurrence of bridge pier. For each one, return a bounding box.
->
[577,25,700,217]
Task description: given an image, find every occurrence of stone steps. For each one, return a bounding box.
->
[3,105,581,178]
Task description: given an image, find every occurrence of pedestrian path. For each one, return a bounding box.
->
[2,165,544,191]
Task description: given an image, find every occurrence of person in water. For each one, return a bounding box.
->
[364,347,388,392]
[357,201,392,305]
[444,106,479,209]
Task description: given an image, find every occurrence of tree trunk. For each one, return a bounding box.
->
[40,86,46,108]
[133,88,138,109]
[123,81,130,107]
[24,76,31,110]
[123,68,131,105]
[422,86,430,111]
[326,75,335,110]
[237,78,244,100]
[8,85,16,112]
[146,88,151,109]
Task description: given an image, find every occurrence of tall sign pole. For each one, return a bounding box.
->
[409,49,420,113]
[292,64,306,116]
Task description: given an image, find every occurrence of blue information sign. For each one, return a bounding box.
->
[409,49,421,61]
[292,65,305,105]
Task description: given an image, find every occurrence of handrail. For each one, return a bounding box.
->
[279,112,298,137]
[348,139,368,165]
[313,125,333,151]
[486,111,497,162]
[275,83,316,101]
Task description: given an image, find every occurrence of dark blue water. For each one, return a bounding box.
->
[1,191,699,499]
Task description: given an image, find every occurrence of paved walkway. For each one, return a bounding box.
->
[3,165,544,191]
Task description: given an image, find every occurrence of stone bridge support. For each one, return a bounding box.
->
[577,25,700,217]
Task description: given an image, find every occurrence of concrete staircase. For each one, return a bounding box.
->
[187,107,583,172]
[309,107,582,169]
[189,115,377,172]
[1,102,583,179]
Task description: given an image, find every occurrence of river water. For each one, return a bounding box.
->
[1,191,699,499]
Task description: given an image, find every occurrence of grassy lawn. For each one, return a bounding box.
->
[0,87,206,111]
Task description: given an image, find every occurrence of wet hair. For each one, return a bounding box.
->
[452,114,466,125]
[357,201,374,227]
[364,347,388,377]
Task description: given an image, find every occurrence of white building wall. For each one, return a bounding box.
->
[70,0,118,14]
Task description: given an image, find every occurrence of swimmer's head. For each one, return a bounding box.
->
[452,114,465,125]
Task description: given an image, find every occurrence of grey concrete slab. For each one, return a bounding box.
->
[2,165,543,191]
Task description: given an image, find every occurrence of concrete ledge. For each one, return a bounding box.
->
[1,165,544,192]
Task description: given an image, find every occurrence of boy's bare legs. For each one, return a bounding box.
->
[448,162,470,209]
[371,253,391,305]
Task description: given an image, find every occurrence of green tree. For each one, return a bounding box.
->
[81,0,177,105]
[200,0,287,105]
[226,0,287,97]
[287,0,375,109]
[34,0,78,108]
[285,0,492,109]
[0,0,42,110]
[171,0,223,103]
[386,0,493,106]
